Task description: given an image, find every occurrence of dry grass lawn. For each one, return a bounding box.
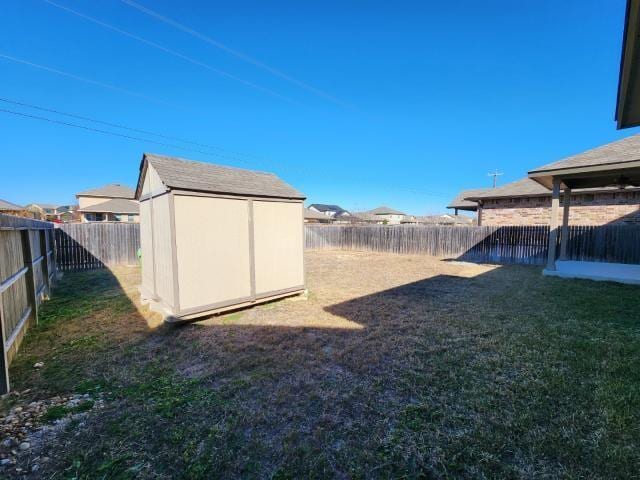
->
[2,250,640,478]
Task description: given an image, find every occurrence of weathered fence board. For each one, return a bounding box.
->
[305,224,640,265]
[50,222,640,272]
[55,223,140,271]
[0,214,55,394]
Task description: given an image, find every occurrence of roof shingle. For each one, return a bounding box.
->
[140,153,305,200]
[447,188,492,209]
[77,184,135,199]
[529,133,640,173]
[466,178,550,199]
[78,198,139,214]
[0,199,24,211]
[368,206,405,215]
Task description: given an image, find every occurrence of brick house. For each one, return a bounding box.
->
[450,177,640,226]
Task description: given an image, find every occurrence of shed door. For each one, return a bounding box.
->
[252,201,304,295]
[174,195,252,310]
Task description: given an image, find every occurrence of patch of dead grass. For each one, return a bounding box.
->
[3,250,640,478]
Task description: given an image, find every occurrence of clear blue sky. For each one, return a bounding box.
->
[1,0,635,214]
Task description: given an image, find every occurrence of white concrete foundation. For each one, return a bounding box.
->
[544,260,640,285]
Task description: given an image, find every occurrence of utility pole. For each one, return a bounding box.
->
[487,170,503,188]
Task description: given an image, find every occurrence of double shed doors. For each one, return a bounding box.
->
[173,195,304,312]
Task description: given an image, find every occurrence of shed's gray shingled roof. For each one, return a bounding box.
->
[447,188,491,209]
[142,153,305,200]
[529,133,640,173]
[78,198,139,214]
[368,206,406,215]
[77,184,135,199]
[0,199,24,211]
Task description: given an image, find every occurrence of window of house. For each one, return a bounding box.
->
[95,213,104,222]
[114,214,123,222]
[128,215,135,222]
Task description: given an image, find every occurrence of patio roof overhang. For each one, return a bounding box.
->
[528,161,640,189]
[616,0,640,129]
[527,161,640,284]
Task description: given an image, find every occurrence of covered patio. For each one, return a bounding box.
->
[529,134,640,285]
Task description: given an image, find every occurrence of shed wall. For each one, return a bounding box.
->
[151,194,174,307]
[174,195,252,310]
[253,201,304,294]
[147,164,165,194]
[139,199,154,295]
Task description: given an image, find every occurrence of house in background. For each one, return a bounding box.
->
[366,206,406,224]
[307,204,351,219]
[25,203,59,221]
[77,184,139,222]
[304,208,331,223]
[456,173,640,227]
[0,199,27,217]
[447,188,491,216]
[25,203,79,222]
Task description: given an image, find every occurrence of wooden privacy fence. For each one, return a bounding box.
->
[305,225,549,264]
[46,223,640,272]
[563,224,640,264]
[305,224,640,265]
[55,222,140,270]
[0,214,56,394]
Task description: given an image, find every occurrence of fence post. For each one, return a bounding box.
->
[39,229,50,297]
[21,229,38,326]
[0,289,9,394]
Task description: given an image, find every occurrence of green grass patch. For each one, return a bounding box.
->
[42,400,95,423]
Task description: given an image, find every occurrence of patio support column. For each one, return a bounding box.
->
[560,187,571,260]
[477,201,483,226]
[546,177,561,271]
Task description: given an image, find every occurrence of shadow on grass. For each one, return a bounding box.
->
[4,261,640,479]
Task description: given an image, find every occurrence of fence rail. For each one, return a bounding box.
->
[305,224,640,265]
[0,214,56,394]
[55,222,140,271]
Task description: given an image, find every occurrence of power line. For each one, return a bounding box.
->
[0,107,257,165]
[0,104,451,199]
[0,52,179,109]
[43,0,300,106]
[121,0,350,108]
[0,97,268,162]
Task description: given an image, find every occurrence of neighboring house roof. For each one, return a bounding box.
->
[467,176,640,201]
[530,133,640,174]
[447,188,492,210]
[77,184,136,199]
[78,198,139,214]
[27,203,59,210]
[308,204,348,214]
[304,208,328,220]
[528,134,640,190]
[368,206,406,215]
[466,178,551,200]
[0,199,24,211]
[137,153,305,200]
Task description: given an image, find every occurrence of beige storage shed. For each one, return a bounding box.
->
[135,153,306,321]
